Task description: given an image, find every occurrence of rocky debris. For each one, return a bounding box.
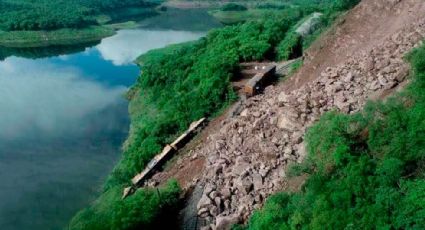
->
[193,17,425,228]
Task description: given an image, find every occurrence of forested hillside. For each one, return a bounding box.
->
[0,0,156,31]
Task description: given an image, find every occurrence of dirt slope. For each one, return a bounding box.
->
[288,0,425,91]
[149,0,425,229]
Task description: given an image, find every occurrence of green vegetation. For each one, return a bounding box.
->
[69,180,181,230]
[209,1,291,25]
[105,21,140,30]
[245,43,425,230]
[70,0,360,229]
[0,0,159,47]
[277,32,303,60]
[100,7,158,24]
[0,0,156,31]
[210,9,271,25]
[256,2,288,10]
[0,26,114,48]
[210,0,358,25]
[221,3,248,11]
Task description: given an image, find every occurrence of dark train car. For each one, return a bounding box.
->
[244,65,276,96]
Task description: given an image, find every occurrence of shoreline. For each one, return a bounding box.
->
[0,26,116,48]
[0,6,159,48]
[160,1,222,9]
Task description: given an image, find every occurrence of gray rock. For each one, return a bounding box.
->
[210,205,219,216]
[343,72,354,82]
[198,194,213,210]
[215,215,240,230]
[240,109,248,117]
[378,75,388,86]
[198,207,210,217]
[232,162,250,176]
[277,115,297,131]
[252,173,263,190]
[236,177,253,194]
[259,167,270,178]
[370,80,381,90]
[278,92,290,103]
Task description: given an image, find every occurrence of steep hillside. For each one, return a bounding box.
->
[147,0,425,229]
[247,43,425,229]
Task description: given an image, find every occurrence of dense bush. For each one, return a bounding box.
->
[246,44,425,230]
[0,1,91,31]
[69,180,181,230]
[277,31,303,60]
[221,3,248,11]
[256,3,287,10]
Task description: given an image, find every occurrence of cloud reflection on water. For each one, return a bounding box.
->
[96,29,205,65]
[0,57,127,141]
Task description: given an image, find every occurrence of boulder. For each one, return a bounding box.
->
[370,80,381,91]
[232,162,250,176]
[278,92,290,104]
[240,109,249,117]
[198,207,210,217]
[198,194,213,210]
[252,173,263,191]
[236,177,253,194]
[215,215,240,230]
[277,116,297,131]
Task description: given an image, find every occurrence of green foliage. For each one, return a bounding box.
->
[221,3,248,12]
[287,156,312,177]
[247,44,425,229]
[69,180,181,230]
[0,0,156,31]
[288,59,303,76]
[332,0,361,11]
[0,26,114,48]
[256,3,288,10]
[277,31,303,60]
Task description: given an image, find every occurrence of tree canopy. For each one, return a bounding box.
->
[0,0,155,31]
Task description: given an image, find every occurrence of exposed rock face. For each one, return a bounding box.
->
[194,15,425,229]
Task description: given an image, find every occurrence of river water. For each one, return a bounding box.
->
[0,9,220,230]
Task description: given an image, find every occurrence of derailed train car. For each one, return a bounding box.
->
[243,65,277,96]
[123,118,207,198]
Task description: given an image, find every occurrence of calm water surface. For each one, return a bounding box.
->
[0,9,220,230]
